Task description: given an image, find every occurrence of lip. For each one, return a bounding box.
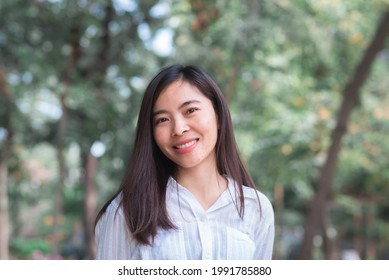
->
[173,138,199,154]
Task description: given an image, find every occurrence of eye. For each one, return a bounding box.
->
[155,117,169,125]
[186,107,198,114]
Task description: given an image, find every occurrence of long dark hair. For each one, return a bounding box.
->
[95,64,257,245]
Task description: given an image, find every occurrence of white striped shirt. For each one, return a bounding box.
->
[95,177,274,260]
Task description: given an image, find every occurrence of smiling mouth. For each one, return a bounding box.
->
[174,139,198,149]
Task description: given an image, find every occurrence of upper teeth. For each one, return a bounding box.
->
[176,140,197,149]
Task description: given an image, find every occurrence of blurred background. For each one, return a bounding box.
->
[0,0,389,260]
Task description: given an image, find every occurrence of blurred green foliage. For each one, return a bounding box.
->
[10,238,51,259]
[1,0,388,259]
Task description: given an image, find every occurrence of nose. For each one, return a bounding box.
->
[172,116,189,136]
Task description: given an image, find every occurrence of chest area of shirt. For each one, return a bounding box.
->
[138,220,255,260]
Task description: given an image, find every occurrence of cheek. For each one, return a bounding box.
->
[153,129,165,148]
[201,117,218,143]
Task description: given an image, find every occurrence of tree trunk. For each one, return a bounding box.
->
[299,7,389,259]
[321,207,335,259]
[366,204,376,260]
[0,67,12,260]
[354,210,363,258]
[84,151,98,259]
[51,91,67,257]
[51,24,80,258]
[273,183,284,259]
[80,4,113,259]
[0,138,10,260]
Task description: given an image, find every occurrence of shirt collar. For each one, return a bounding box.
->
[167,176,238,214]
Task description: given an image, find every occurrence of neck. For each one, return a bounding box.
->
[175,159,227,210]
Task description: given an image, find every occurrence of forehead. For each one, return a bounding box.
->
[154,80,208,107]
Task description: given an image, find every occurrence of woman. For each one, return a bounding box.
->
[95,64,274,259]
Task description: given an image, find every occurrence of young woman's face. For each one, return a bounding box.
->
[153,80,219,171]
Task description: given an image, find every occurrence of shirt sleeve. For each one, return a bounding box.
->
[95,200,138,259]
[253,193,275,260]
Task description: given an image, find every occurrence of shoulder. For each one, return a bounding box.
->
[107,193,123,213]
[244,185,273,210]
[102,193,123,217]
[243,186,272,209]
[95,193,138,259]
[95,193,125,234]
[226,177,274,220]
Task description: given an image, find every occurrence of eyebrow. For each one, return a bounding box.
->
[153,99,201,117]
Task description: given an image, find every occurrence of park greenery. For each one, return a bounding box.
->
[1,0,389,260]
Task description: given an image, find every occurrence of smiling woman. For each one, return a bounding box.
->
[153,81,219,173]
[94,65,275,260]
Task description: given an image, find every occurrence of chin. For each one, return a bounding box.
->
[176,162,200,169]
[174,158,203,169]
